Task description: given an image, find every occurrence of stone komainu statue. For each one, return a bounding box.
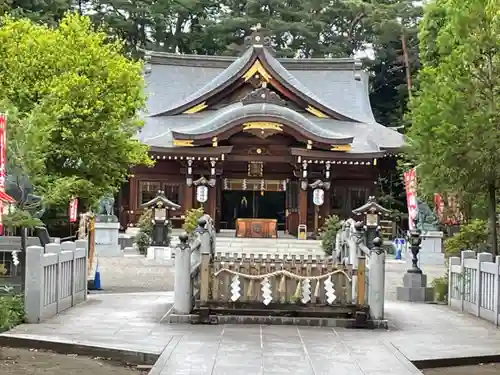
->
[415,199,439,231]
[98,195,115,216]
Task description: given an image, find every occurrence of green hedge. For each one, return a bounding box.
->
[0,293,25,332]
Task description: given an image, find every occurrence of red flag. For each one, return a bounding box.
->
[69,198,78,223]
[403,168,418,230]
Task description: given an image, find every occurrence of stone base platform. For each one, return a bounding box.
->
[397,272,434,302]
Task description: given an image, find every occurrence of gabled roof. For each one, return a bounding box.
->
[150,45,362,121]
[145,36,375,123]
[141,33,404,157]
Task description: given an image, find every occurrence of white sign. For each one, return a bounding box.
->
[196,185,208,203]
[313,188,324,206]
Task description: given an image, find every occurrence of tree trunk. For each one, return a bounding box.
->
[488,182,498,255]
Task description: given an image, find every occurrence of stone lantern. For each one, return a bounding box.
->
[352,196,391,249]
[140,191,180,255]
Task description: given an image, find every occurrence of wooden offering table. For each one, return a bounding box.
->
[235,218,278,239]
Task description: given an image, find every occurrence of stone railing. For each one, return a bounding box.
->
[336,219,386,320]
[173,217,215,315]
[24,240,88,323]
[449,250,500,325]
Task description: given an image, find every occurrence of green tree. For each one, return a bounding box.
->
[0,0,73,24]
[0,13,152,209]
[407,0,500,253]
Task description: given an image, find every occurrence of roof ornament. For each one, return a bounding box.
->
[353,58,362,81]
[144,51,152,75]
[244,24,272,49]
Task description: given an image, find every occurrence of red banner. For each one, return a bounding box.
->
[403,168,418,230]
[0,114,6,235]
[69,198,78,223]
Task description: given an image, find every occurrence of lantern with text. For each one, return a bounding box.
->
[352,196,391,249]
[196,185,208,203]
[140,191,180,247]
[309,180,331,238]
[313,189,324,206]
[193,176,215,206]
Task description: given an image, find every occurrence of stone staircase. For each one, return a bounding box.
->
[214,236,325,258]
[125,228,326,258]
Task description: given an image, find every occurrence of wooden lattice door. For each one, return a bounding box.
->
[285,179,299,236]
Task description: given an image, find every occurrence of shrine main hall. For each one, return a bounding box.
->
[119,31,404,238]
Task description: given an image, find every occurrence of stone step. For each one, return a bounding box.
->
[215,243,322,249]
[216,237,321,245]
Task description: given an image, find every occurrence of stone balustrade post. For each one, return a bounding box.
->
[173,233,193,314]
[24,245,44,323]
[368,237,385,320]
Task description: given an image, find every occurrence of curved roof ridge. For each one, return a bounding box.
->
[261,49,364,122]
[147,50,358,70]
[149,46,363,121]
[151,48,256,117]
[171,103,354,143]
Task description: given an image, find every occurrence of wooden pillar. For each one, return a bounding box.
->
[128,174,138,225]
[207,186,217,221]
[298,183,307,227]
[320,188,331,224]
[183,185,193,213]
[183,159,194,214]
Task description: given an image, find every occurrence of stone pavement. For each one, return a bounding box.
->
[0,292,174,357]
[3,292,500,374]
[96,257,175,293]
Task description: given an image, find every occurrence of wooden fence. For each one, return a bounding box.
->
[172,217,377,325]
[194,252,367,318]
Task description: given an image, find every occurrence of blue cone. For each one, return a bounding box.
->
[93,261,102,290]
[395,248,402,260]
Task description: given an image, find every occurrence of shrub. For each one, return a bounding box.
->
[182,207,204,237]
[0,289,24,332]
[444,219,488,258]
[134,209,153,255]
[320,214,342,256]
[431,276,449,302]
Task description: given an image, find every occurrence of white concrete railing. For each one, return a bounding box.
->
[173,216,215,315]
[449,250,500,325]
[24,240,88,323]
[337,220,385,320]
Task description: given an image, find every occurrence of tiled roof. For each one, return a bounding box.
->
[140,45,403,155]
[138,110,403,154]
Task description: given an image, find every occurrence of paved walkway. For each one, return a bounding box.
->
[2,292,500,374]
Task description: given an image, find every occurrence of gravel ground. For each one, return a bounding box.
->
[96,256,174,293]
[424,364,500,374]
[0,348,148,375]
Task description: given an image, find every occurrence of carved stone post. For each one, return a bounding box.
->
[173,233,192,314]
[368,237,385,320]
